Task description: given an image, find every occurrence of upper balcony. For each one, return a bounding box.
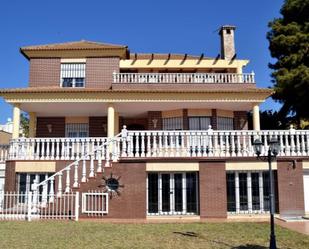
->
[113,72,255,84]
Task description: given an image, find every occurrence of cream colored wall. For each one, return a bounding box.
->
[146,162,199,171]
[226,161,277,171]
[303,161,309,169]
[162,109,183,118]
[217,109,234,118]
[15,162,56,173]
[65,117,89,123]
[188,109,212,116]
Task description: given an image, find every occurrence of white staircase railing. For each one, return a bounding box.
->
[120,126,309,158]
[31,130,126,207]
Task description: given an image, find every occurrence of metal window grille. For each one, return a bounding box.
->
[162,117,183,130]
[61,63,85,87]
[188,117,211,130]
[217,117,234,130]
[65,123,89,138]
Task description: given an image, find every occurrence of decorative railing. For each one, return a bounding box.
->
[120,127,309,158]
[0,144,9,162]
[113,72,255,84]
[9,137,108,161]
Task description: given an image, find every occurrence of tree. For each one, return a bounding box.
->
[267,0,309,127]
[20,113,29,137]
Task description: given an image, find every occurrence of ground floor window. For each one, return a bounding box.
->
[16,173,53,202]
[147,172,199,215]
[226,171,279,214]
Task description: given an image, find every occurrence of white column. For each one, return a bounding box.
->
[12,104,21,139]
[252,104,260,131]
[29,112,37,137]
[107,104,115,137]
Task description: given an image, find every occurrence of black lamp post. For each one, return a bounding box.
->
[253,136,280,249]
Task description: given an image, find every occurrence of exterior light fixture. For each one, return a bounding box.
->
[46,124,53,133]
[253,136,280,249]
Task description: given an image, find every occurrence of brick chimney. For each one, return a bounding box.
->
[219,25,236,60]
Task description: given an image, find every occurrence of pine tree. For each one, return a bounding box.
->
[267,0,309,126]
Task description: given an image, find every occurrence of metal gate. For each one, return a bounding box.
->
[82,192,109,217]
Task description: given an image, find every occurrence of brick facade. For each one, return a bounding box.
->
[183,109,189,130]
[147,111,162,130]
[211,109,218,130]
[4,161,16,192]
[277,160,305,216]
[86,57,119,89]
[233,111,248,130]
[89,116,107,137]
[199,161,227,218]
[29,58,61,87]
[36,117,65,137]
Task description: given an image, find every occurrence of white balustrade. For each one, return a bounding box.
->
[9,137,108,160]
[113,72,255,84]
[120,128,309,159]
[0,144,9,162]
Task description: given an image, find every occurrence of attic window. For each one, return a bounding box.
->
[61,63,85,88]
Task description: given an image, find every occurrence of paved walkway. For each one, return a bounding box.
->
[276,219,309,235]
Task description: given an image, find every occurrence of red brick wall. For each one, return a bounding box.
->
[36,117,65,137]
[233,111,248,130]
[29,58,61,87]
[4,161,16,192]
[211,109,218,130]
[76,162,147,219]
[199,161,227,218]
[277,160,305,216]
[183,109,189,130]
[147,111,162,130]
[89,117,107,137]
[86,57,119,89]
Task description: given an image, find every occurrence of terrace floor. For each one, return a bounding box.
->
[0,221,308,249]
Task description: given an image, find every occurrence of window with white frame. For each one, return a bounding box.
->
[188,116,211,130]
[61,63,86,88]
[162,117,183,130]
[65,123,89,137]
[217,117,234,130]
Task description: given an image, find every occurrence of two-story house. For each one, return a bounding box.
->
[1,25,309,219]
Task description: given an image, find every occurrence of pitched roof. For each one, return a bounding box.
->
[21,40,127,51]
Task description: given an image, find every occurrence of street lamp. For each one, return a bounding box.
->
[253,136,280,249]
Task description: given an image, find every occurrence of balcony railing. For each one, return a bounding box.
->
[121,128,309,158]
[9,137,109,161]
[0,144,9,162]
[8,128,309,161]
[113,72,255,84]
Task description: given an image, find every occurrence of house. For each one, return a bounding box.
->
[0,25,308,219]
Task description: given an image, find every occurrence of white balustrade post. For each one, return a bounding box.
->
[65,168,71,193]
[81,159,87,183]
[73,161,79,188]
[57,173,63,197]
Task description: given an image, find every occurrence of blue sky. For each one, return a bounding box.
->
[0,0,283,123]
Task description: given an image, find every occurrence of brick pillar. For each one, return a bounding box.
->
[211,109,217,130]
[4,161,16,192]
[199,161,227,218]
[148,111,162,130]
[233,111,248,130]
[183,109,189,130]
[277,160,305,216]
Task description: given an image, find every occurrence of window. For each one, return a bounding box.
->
[217,117,234,130]
[226,171,278,214]
[189,116,211,130]
[162,117,183,130]
[65,123,89,137]
[61,63,85,88]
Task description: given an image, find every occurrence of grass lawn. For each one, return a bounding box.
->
[0,221,308,249]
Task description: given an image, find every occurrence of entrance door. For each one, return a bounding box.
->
[147,172,198,215]
[304,172,309,215]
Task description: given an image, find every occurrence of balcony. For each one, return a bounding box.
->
[0,144,9,163]
[7,128,309,161]
[113,72,255,84]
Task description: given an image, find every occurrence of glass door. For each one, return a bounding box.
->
[147,172,198,215]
